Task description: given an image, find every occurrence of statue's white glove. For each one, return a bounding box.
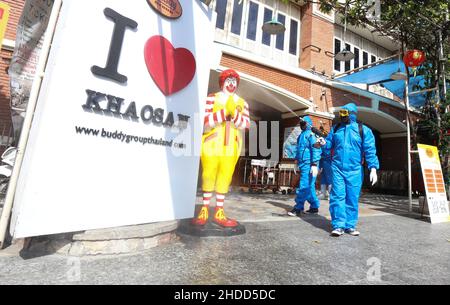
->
[370,168,378,186]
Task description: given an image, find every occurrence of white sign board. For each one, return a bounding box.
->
[417,144,450,224]
[11,0,214,238]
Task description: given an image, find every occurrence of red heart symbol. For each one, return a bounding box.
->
[144,35,196,96]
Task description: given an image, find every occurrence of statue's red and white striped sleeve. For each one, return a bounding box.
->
[233,102,250,130]
[204,94,226,128]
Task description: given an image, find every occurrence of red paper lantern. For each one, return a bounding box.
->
[403,50,426,67]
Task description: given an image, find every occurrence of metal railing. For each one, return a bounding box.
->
[235,158,299,194]
[0,122,13,151]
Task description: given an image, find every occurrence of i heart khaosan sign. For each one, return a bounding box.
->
[11,0,215,238]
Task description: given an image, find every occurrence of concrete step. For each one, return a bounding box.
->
[72,221,178,241]
[20,220,179,257]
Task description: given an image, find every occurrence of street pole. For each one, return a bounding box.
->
[439,29,449,199]
[439,30,447,102]
[437,29,447,113]
[405,75,413,213]
[400,39,413,213]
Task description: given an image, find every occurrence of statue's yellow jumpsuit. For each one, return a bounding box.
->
[201,92,249,194]
[193,90,250,227]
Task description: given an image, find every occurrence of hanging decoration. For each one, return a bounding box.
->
[403,50,426,68]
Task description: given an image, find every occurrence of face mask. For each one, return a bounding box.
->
[339,109,349,117]
[340,116,350,124]
[300,121,307,131]
[339,108,350,124]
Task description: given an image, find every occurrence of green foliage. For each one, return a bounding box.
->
[419,91,450,184]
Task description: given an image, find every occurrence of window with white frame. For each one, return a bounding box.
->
[215,0,227,30]
[289,19,299,56]
[333,37,390,73]
[354,47,360,68]
[344,43,351,71]
[371,55,376,63]
[213,0,301,66]
[334,38,341,71]
[231,0,244,35]
[261,7,273,46]
[363,51,368,66]
[275,13,286,51]
[246,1,259,41]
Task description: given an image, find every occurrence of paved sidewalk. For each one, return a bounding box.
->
[0,192,448,285]
[200,191,423,224]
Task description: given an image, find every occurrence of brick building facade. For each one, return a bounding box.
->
[0,0,416,193]
[212,0,413,194]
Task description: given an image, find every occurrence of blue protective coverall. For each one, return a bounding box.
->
[325,103,379,229]
[294,116,322,210]
[319,145,332,186]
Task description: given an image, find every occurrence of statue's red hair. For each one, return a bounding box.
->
[219,69,240,89]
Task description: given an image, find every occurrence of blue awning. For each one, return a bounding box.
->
[337,59,430,107]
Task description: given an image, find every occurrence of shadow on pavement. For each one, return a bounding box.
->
[19,233,77,260]
[298,213,331,234]
[264,200,292,211]
[358,194,430,222]
[265,200,331,233]
[363,206,430,222]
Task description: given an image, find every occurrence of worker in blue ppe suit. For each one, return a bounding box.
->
[288,116,322,216]
[323,103,379,237]
[318,143,332,200]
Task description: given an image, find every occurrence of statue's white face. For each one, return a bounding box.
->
[223,77,237,95]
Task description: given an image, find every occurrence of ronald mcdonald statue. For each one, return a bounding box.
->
[192,69,250,228]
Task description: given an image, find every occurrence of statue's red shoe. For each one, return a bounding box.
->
[213,207,238,227]
[192,205,209,226]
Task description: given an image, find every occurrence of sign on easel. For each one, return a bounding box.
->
[417,144,450,224]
